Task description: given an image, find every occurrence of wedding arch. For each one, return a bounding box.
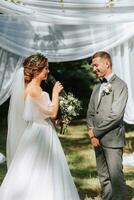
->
[0,0,134,124]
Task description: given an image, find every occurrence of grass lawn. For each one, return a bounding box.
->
[0,122,134,199]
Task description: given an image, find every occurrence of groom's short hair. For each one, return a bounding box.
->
[92,51,112,68]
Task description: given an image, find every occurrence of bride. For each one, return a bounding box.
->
[0,54,80,200]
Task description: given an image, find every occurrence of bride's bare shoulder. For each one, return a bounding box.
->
[25,84,42,98]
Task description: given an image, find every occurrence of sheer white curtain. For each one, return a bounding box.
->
[1,16,134,61]
[1,0,134,24]
[111,39,134,124]
[0,48,23,105]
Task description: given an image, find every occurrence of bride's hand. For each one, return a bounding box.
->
[53,81,63,95]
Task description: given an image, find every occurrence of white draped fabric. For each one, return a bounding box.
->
[111,42,134,124]
[0,153,6,164]
[1,16,134,61]
[0,48,23,105]
[0,1,134,124]
[1,0,134,24]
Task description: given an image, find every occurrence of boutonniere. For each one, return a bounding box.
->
[103,83,112,94]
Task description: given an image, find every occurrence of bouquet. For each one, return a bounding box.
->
[59,92,81,134]
[47,74,81,134]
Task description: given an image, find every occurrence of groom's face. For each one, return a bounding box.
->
[91,57,109,78]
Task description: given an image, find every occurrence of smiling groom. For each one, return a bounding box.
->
[87,51,128,200]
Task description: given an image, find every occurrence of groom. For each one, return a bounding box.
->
[87,51,128,200]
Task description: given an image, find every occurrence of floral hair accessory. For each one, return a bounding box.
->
[30,53,46,64]
[103,83,112,94]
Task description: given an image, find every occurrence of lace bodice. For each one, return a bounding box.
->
[23,92,52,122]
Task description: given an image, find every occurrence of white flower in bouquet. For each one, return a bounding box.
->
[68,105,73,111]
[59,100,64,106]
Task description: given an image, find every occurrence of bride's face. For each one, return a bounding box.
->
[39,62,50,81]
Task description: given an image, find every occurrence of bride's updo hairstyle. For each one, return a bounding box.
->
[23,53,48,84]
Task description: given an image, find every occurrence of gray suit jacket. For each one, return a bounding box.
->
[87,74,128,148]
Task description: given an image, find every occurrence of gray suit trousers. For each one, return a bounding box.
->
[95,146,127,200]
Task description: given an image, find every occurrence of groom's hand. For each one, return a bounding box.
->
[90,137,100,147]
[88,128,100,147]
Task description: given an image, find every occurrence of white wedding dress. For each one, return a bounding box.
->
[0,91,80,200]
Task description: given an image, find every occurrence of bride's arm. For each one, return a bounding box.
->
[50,81,63,119]
[25,82,63,119]
[25,86,51,118]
